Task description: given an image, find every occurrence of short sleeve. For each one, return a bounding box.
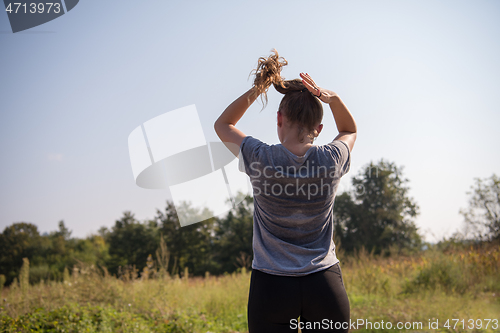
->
[326,140,351,178]
[238,136,267,175]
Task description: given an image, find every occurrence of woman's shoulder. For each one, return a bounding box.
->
[318,140,350,155]
[241,136,272,150]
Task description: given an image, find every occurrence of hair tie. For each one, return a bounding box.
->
[301,88,308,92]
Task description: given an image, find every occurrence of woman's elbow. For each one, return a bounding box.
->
[214,119,222,135]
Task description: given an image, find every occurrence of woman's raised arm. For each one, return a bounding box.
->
[214,87,259,156]
[300,72,357,152]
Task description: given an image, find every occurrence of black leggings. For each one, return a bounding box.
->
[247,263,350,333]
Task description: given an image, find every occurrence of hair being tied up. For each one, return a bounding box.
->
[250,48,288,108]
[250,49,324,143]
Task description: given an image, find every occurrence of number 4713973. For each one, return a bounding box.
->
[5,3,61,14]
[443,319,498,330]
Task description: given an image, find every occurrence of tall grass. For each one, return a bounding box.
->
[344,243,500,296]
[1,262,249,332]
[0,243,499,332]
[340,243,499,332]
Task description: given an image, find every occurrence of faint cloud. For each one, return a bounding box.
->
[47,153,64,161]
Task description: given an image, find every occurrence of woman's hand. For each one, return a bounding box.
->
[300,72,338,104]
[300,72,357,151]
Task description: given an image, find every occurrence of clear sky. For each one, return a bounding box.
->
[1,0,499,242]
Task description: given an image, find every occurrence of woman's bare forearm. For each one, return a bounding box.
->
[214,87,259,153]
[215,87,258,127]
[329,95,357,134]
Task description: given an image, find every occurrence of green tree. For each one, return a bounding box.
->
[54,220,72,240]
[213,194,254,274]
[29,220,78,282]
[459,174,500,241]
[0,223,40,285]
[104,211,159,276]
[1,220,111,284]
[334,159,422,254]
[73,235,110,267]
[155,201,216,277]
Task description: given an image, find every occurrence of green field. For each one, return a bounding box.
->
[1,244,499,333]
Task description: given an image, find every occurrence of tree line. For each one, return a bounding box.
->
[1,159,498,286]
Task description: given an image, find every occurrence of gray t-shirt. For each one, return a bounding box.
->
[238,136,351,276]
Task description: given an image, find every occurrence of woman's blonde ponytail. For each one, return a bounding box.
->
[249,49,288,108]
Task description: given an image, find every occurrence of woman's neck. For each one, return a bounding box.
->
[281,133,314,157]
